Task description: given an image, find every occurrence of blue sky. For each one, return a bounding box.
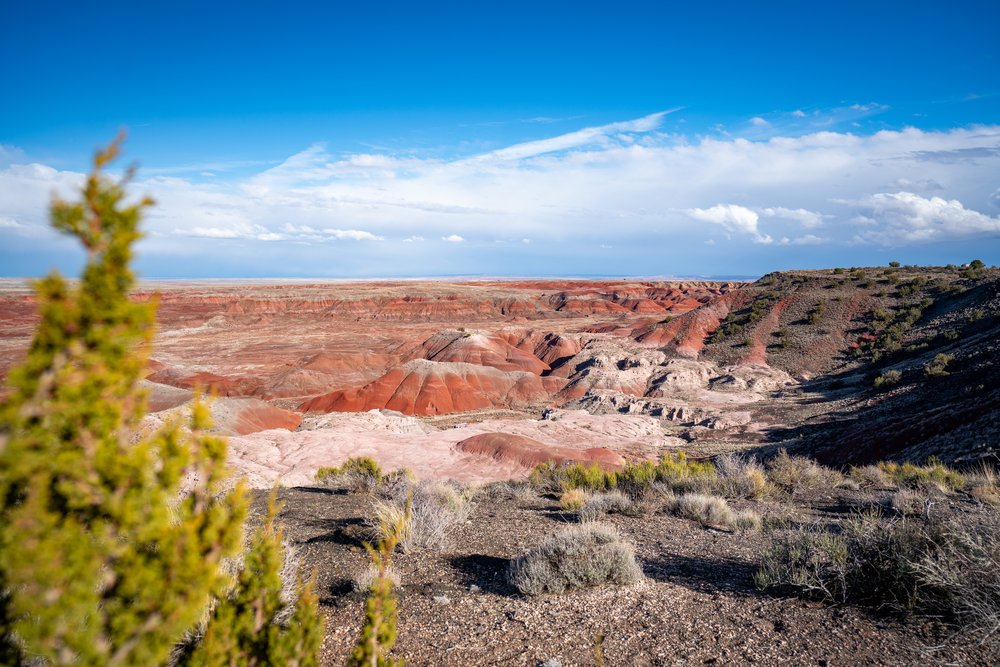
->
[2,1,999,278]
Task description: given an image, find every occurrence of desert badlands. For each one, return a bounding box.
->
[1,267,999,665]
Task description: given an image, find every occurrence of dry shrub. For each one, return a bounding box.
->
[754,527,849,600]
[914,509,1000,642]
[402,481,475,551]
[369,479,477,552]
[715,454,773,499]
[375,468,416,500]
[352,562,401,593]
[629,483,677,516]
[734,509,763,531]
[756,508,1000,644]
[578,492,634,522]
[508,523,643,596]
[766,450,843,495]
[849,464,893,489]
[560,488,589,511]
[671,493,752,530]
[887,489,928,517]
[368,499,412,548]
[478,480,535,503]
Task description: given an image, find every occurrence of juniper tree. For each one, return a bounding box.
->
[177,492,323,667]
[348,495,410,667]
[0,138,250,666]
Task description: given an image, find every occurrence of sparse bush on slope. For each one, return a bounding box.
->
[578,491,634,522]
[509,523,642,596]
[766,450,843,495]
[756,508,1000,643]
[714,454,772,499]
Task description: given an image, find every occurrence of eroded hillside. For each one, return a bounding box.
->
[1,266,996,484]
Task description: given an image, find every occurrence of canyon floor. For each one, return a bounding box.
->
[1,267,998,665]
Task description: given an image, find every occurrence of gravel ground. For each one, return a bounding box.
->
[262,487,992,667]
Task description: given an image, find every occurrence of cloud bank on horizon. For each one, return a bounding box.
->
[2,110,999,278]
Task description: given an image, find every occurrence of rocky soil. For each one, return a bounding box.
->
[267,485,992,666]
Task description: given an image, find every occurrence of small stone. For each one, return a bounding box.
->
[469,584,481,593]
[432,595,450,605]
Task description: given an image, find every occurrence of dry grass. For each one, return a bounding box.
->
[715,454,773,499]
[849,465,893,489]
[967,463,1000,505]
[578,492,634,522]
[667,493,760,531]
[352,562,401,593]
[478,480,536,503]
[887,489,928,517]
[368,480,475,552]
[559,488,589,511]
[508,523,643,596]
[766,450,844,495]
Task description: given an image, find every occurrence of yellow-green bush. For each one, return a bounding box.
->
[349,495,410,667]
[559,488,589,511]
[316,456,385,493]
[878,458,965,491]
[177,494,323,666]
[0,140,319,666]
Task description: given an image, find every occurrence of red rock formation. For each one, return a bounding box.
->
[634,292,746,356]
[299,360,567,416]
[145,368,261,397]
[229,400,302,435]
[420,330,550,375]
[455,432,625,469]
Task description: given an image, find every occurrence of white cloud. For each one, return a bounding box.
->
[760,207,825,228]
[791,110,807,118]
[323,229,383,241]
[686,204,773,244]
[2,115,999,276]
[850,103,890,113]
[476,109,679,162]
[442,234,465,243]
[0,216,22,228]
[780,234,826,245]
[187,227,242,239]
[852,192,1000,245]
[751,117,770,127]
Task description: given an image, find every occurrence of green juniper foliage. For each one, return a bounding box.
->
[0,139,317,666]
[349,495,410,667]
[178,492,323,667]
